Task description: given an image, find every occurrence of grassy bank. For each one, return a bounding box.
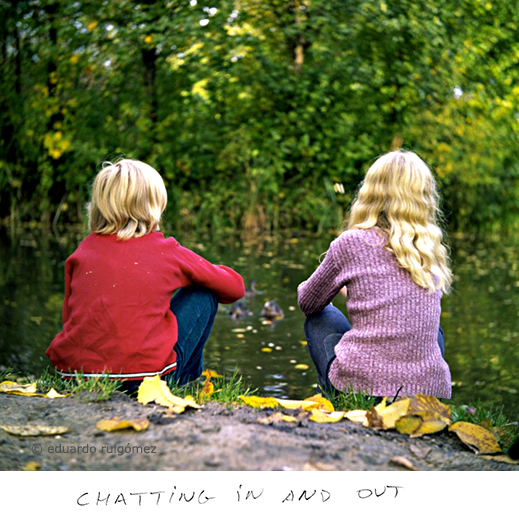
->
[1,366,518,457]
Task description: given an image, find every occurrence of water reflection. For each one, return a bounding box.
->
[0,227,518,420]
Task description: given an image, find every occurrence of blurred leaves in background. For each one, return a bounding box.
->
[1,0,518,233]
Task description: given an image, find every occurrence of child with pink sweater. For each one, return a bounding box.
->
[298,150,452,399]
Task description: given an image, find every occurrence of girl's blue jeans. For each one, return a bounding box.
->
[120,286,218,394]
[304,304,446,396]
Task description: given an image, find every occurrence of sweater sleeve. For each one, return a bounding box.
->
[297,240,344,316]
[61,256,74,324]
[175,243,245,304]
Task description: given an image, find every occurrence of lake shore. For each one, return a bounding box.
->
[0,392,517,471]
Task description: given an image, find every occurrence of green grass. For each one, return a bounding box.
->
[321,383,381,412]
[1,366,122,402]
[167,368,257,408]
[0,367,15,384]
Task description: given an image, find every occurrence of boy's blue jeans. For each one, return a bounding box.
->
[167,285,218,386]
[304,304,446,396]
[120,286,218,394]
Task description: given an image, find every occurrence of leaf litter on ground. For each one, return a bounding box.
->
[240,390,515,463]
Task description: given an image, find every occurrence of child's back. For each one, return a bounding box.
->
[47,159,244,386]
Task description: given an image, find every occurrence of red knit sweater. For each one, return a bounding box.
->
[46,232,244,380]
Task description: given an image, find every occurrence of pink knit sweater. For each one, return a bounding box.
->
[298,228,452,398]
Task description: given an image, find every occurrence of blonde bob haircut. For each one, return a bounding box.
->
[87,159,167,241]
[347,150,452,294]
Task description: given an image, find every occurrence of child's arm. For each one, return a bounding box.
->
[61,258,74,324]
[297,243,344,316]
[176,245,245,304]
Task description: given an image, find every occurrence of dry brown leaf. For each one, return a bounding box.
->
[137,375,201,413]
[200,374,214,400]
[389,456,417,471]
[408,394,452,424]
[95,417,150,432]
[449,421,502,454]
[409,444,432,459]
[257,412,298,425]
[479,454,518,465]
[303,461,337,471]
[0,425,69,436]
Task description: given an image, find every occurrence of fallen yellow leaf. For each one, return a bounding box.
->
[294,364,309,370]
[344,409,369,426]
[201,369,223,378]
[375,398,410,429]
[96,417,150,432]
[305,394,335,412]
[239,395,279,408]
[396,411,450,437]
[0,382,68,398]
[0,381,38,395]
[137,375,201,413]
[200,375,214,400]
[374,396,388,412]
[45,388,69,399]
[24,462,42,471]
[276,398,319,410]
[448,421,502,454]
[310,409,345,423]
[408,394,452,424]
[0,425,69,436]
[395,414,422,435]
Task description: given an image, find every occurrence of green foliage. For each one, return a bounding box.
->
[1,0,518,232]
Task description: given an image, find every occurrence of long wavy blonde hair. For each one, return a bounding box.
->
[347,150,452,293]
[88,159,167,241]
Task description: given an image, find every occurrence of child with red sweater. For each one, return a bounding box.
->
[46,159,245,392]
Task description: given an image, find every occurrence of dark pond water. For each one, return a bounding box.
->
[1,227,518,421]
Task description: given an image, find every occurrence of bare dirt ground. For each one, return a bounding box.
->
[0,392,517,471]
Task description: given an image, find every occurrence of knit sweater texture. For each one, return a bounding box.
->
[297,227,452,398]
[46,231,244,380]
